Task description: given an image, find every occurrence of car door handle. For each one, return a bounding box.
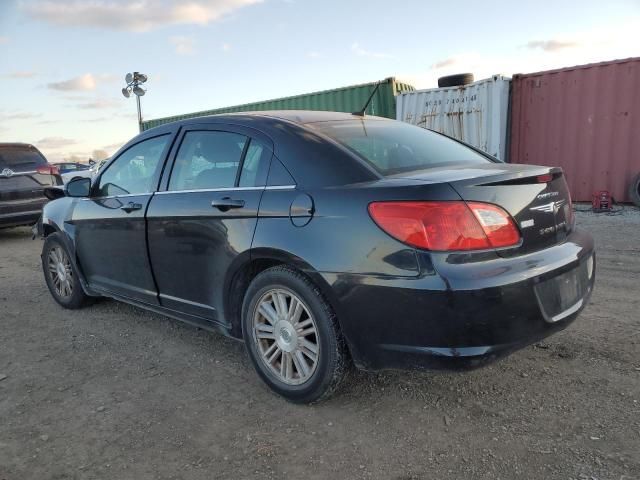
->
[211,197,245,211]
[121,202,143,213]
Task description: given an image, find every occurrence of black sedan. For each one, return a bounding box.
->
[37,111,595,403]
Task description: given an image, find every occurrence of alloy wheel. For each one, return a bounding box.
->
[47,245,74,298]
[252,288,320,385]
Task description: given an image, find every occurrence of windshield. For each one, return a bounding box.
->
[309,119,492,176]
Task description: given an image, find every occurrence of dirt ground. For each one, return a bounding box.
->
[1,208,639,480]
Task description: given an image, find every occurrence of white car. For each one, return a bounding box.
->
[60,159,108,184]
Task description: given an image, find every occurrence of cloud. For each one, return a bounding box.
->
[400,19,640,90]
[96,73,120,84]
[221,43,231,52]
[76,98,121,109]
[102,141,125,154]
[0,111,42,121]
[525,40,579,52]
[35,137,78,149]
[48,73,96,91]
[91,149,110,160]
[431,58,457,69]
[84,117,110,123]
[4,71,38,79]
[351,42,391,59]
[169,35,196,55]
[22,0,262,32]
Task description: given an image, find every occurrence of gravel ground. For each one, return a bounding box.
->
[0,208,639,480]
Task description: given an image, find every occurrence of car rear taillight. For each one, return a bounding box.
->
[368,201,521,252]
[537,174,553,183]
[36,164,60,175]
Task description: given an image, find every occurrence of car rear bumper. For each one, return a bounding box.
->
[0,195,48,228]
[0,209,44,228]
[322,228,595,371]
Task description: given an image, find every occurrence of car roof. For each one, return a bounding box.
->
[160,110,391,130]
[236,110,389,124]
[0,143,38,148]
[135,111,391,187]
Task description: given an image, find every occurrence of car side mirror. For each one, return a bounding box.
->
[65,177,92,198]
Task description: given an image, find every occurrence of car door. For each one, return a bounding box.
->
[146,123,272,323]
[72,132,173,304]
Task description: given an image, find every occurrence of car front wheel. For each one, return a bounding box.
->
[242,266,348,403]
[42,233,92,309]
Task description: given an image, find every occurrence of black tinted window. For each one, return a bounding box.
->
[310,120,490,175]
[0,146,46,168]
[170,131,246,191]
[98,135,169,196]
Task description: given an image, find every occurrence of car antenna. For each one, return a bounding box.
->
[352,81,382,117]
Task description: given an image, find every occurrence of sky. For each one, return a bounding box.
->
[0,0,639,162]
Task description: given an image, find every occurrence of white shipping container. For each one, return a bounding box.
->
[396,75,511,160]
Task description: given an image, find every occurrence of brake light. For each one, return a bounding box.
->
[537,174,553,183]
[36,164,60,175]
[368,201,521,251]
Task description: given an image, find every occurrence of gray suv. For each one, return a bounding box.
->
[0,143,63,229]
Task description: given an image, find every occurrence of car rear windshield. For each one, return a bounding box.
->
[0,146,47,168]
[309,119,492,175]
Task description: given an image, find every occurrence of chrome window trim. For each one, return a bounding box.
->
[80,193,148,201]
[81,185,297,200]
[154,185,296,195]
[265,185,297,190]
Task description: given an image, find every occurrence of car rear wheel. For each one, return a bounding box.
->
[242,266,348,403]
[42,233,92,309]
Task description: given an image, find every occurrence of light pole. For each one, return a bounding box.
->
[122,72,148,132]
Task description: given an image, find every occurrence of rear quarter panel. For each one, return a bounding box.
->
[253,181,460,277]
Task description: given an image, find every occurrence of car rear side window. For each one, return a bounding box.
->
[239,140,271,187]
[170,131,247,191]
[310,120,491,176]
[97,135,169,197]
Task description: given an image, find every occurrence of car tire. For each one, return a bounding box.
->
[629,172,640,207]
[438,73,474,88]
[42,233,92,309]
[242,266,349,403]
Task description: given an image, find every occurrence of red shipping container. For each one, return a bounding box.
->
[509,57,640,202]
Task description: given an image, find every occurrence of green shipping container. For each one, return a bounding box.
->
[141,77,414,131]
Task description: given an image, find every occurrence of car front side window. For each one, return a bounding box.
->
[97,135,169,197]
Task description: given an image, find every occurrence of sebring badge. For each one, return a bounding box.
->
[530,199,566,214]
[1,168,14,178]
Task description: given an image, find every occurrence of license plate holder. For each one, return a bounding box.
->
[535,255,593,323]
